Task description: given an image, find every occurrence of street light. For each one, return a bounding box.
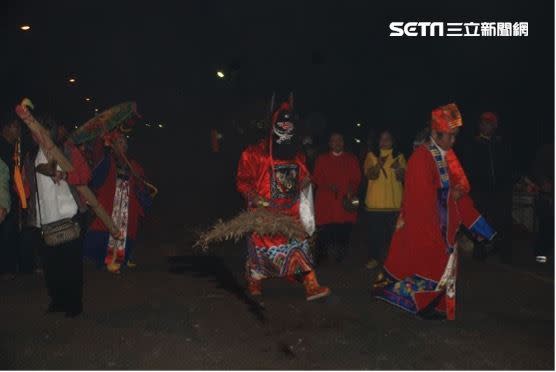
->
[216,70,225,79]
[20,25,31,31]
[356,123,361,127]
[68,78,76,84]
[158,124,164,128]
[85,97,91,102]
[354,138,361,144]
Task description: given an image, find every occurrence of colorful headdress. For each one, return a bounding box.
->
[480,112,498,127]
[270,92,295,144]
[431,103,463,133]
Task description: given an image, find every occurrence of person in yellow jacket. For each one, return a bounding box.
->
[362,130,406,269]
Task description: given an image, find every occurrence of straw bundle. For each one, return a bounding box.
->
[195,208,307,251]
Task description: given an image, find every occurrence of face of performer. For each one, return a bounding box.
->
[479,120,496,138]
[379,131,393,150]
[272,110,298,160]
[329,133,344,153]
[113,135,128,155]
[432,128,459,151]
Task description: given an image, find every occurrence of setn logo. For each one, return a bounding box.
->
[389,22,444,37]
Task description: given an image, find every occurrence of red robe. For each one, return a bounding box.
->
[236,140,313,279]
[377,144,494,318]
[312,152,361,225]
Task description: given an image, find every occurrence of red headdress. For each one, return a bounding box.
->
[431,103,463,133]
[480,112,498,127]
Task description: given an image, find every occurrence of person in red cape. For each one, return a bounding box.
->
[83,132,152,274]
[236,93,331,301]
[373,103,496,320]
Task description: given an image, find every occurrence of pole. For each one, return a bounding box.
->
[15,98,120,237]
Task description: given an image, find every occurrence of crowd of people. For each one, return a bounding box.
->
[234,95,552,320]
[0,111,151,318]
[0,95,552,322]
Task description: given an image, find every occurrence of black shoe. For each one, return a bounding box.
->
[46,303,65,314]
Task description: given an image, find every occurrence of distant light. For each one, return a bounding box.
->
[356,123,362,127]
[354,138,361,143]
[94,108,99,112]
[126,135,130,139]
[85,97,91,102]
[145,123,151,127]
[68,78,77,84]
[216,70,225,79]
[74,125,78,129]
[20,25,31,31]
[158,124,164,128]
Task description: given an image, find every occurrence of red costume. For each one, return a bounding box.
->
[83,138,151,272]
[375,103,495,320]
[236,93,330,301]
[312,152,361,225]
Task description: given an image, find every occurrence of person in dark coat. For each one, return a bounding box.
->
[463,112,513,262]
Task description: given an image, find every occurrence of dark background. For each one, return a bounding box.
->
[1,0,554,172]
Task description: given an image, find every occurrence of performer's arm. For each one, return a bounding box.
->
[65,142,92,186]
[394,154,407,182]
[457,194,496,241]
[364,153,380,180]
[298,157,311,190]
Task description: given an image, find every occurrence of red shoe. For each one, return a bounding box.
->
[247,278,262,296]
[303,271,331,301]
[306,285,331,301]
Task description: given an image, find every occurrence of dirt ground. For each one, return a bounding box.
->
[0,150,553,369]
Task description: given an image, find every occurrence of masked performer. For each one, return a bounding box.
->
[236,93,330,301]
[373,103,496,320]
[84,132,152,273]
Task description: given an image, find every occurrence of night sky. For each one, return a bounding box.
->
[1,0,554,172]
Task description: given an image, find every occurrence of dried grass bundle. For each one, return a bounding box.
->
[195,208,307,251]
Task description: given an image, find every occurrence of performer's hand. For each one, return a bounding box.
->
[36,161,58,177]
[0,208,7,224]
[251,194,269,208]
[51,171,67,185]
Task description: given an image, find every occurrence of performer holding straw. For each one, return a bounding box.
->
[236,93,330,301]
